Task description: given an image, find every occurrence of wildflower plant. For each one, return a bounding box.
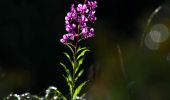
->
[59,0,97,99]
[5,0,97,100]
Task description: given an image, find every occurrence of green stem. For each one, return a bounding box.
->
[72,45,77,100]
[71,24,80,100]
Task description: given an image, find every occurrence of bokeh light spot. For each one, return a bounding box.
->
[145,32,160,50]
[150,24,169,43]
[145,24,169,50]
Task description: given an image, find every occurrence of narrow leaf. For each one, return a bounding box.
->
[55,89,67,100]
[63,52,74,68]
[77,47,87,54]
[76,49,89,60]
[62,75,68,82]
[68,81,73,98]
[66,43,74,54]
[64,52,72,62]
[73,81,87,99]
[64,52,74,68]
[63,75,72,97]
[60,62,69,74]
[75,57,84,74]
[75,69,84,82]
[60,62,72,81]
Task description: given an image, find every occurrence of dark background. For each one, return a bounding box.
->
[0,0,166,99]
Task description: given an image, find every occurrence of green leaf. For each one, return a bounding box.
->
[62,75,69,83]
[62,71,72,83]
[60,62,69,74]
[56,89,67,100]
[63,49,75,68]
[76,49,89,60]
[75,69,84,82]
[64,52,71,59]
[63,52,74,67]
[77,47,87,54]
[63,75,72,97]
[73,81,87,99]
[60,62,72,81]
[75,57,84,74]
[66,43,74,54]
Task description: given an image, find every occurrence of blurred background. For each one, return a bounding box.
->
[1,0,170,100]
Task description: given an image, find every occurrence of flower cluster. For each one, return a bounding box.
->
[60,0,97,44]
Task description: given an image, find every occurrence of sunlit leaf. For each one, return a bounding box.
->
[68,82,73,99]
[63,75,72,98]
[62,71,72,84]
[60,62,69,74]
[75,57,84,74]
[73,81,87,99]
[63,52,74,68]
[77,47,87,54]
[66,43,74,54]
[60,62,72,81]
[56,90,67,100]
[76,49,89,60]
[64,52,71,59]
[64,52,72,62]
[75,69,84,82]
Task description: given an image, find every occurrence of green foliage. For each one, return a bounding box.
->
[5,43,89,100]
[60,43,89,100]
[73,81,87,99]
[76,49,90,61]
[64,52,72,62]
[75,69,84,82]
[63,52,74,69]
[60,62,71,78]
[63,74,73,97]
[66,43,75,54]
[77,47,87,54]
[76,57,84,74]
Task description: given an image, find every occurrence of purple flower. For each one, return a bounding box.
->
[65,24,71,32]
[88,11,96,22]
[77,4,89,14]
[82,27,95,39]
[88,1,97,10]
[81,15,88,22]
[65,24,76,33]
[60,0,97,44]
[65,4,77,23]
[70,4,77,19]
[82,27,88,34]
[89,28,95,37]
[60,38,66,44]
[60,33,75,44]
[78,15,88,27]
